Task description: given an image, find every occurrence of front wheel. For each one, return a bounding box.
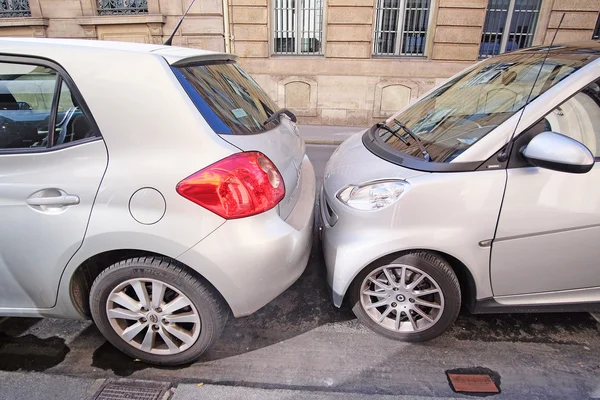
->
[349,251,461,342]
[90,257,228,365]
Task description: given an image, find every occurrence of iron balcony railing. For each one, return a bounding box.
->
[98,0,148,15]
[0,0,31,18]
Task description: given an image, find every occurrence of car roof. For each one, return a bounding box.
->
[0,37,236,65]
[517,40,600,56]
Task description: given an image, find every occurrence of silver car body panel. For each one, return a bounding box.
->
[0,38,314,319]
[491,164,600,295]
[0,141,107,308]
[521,131,595,167]
[494,286,600,306]
[179,156,315,317]
[322,133,507,306]
[322,49,600,308]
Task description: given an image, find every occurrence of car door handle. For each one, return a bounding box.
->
[26,194,80,207]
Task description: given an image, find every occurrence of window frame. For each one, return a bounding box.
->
[479,0,542,59]
[0,55,102,155]
[372,0,434,58]
[271,0,325,56]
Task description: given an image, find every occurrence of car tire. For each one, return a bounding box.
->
[90,256,228,366]
[349,251,461,342]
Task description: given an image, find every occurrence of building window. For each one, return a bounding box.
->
[97,0,148,15]
[273,0,324,55]
[479,0,541,58]
[593,15,600,40]
[373,0,431,57]
[0,0,31,18]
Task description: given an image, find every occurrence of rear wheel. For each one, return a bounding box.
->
[349,251,461,342]
[90,257,227,365]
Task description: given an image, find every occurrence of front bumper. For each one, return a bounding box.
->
[320,184,401,308]
[178,156,316,317]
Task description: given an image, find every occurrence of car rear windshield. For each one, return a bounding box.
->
[174,61,280,135]
[370,48,598,164]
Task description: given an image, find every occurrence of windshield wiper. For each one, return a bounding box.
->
[393,119,431,162]
[264,108,297,126]
[376,122,410,145]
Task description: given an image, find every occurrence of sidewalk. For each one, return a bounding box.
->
[0,370,463,400]
[298,124,366,145]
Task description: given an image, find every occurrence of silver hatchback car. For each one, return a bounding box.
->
[0,38,315,365]
[322,42,600,341]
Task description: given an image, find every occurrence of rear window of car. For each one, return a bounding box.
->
[173,61,280,135]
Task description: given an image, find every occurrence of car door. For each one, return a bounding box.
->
[0,58,108,309]
[491,79,600,298]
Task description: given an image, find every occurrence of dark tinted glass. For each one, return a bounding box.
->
[52,80,96,146]
[0,62,57,149]
[176,62,280,135]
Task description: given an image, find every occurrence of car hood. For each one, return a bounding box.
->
[323,131,428,197]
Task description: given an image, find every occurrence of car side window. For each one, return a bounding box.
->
[540,81,600,157]
[0,62,58,149]
[52,80,96,146]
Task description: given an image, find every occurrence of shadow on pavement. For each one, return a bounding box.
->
[201,233,355,362]
[75,230,354,377]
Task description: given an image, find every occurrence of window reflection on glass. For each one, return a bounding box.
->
[177,62,279,135]
[378,51,593,163]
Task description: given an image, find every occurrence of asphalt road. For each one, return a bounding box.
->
[1,144,599,399]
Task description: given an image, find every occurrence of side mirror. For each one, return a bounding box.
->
[521,131,595,174]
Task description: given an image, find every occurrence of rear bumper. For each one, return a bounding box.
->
[178,156,316,317]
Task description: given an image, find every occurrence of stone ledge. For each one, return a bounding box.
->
[0,17,48,27]
[76,14,165,26]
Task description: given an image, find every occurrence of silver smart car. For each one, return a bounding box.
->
[0,38,315,365]
[322,42,600,341]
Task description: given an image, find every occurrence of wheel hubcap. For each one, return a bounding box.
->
[106,278,201,355]
[360,264,444,333]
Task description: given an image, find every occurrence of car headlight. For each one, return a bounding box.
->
[336,180,408,211]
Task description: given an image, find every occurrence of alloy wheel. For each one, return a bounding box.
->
[360,264,445,333]
[106,278,201,355]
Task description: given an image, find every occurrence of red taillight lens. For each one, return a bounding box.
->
[176,151,285,219]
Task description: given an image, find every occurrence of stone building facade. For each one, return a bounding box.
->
[0,0,598,126]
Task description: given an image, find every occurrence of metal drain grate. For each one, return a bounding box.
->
[91,380,170,400]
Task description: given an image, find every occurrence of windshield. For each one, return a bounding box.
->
[174,61,280,135]
[377,50,596,163]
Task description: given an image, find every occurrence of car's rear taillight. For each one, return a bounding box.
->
[176,151,285,219]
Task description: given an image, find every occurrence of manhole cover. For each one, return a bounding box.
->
[445,367,501,397]
[91,380,170,400]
